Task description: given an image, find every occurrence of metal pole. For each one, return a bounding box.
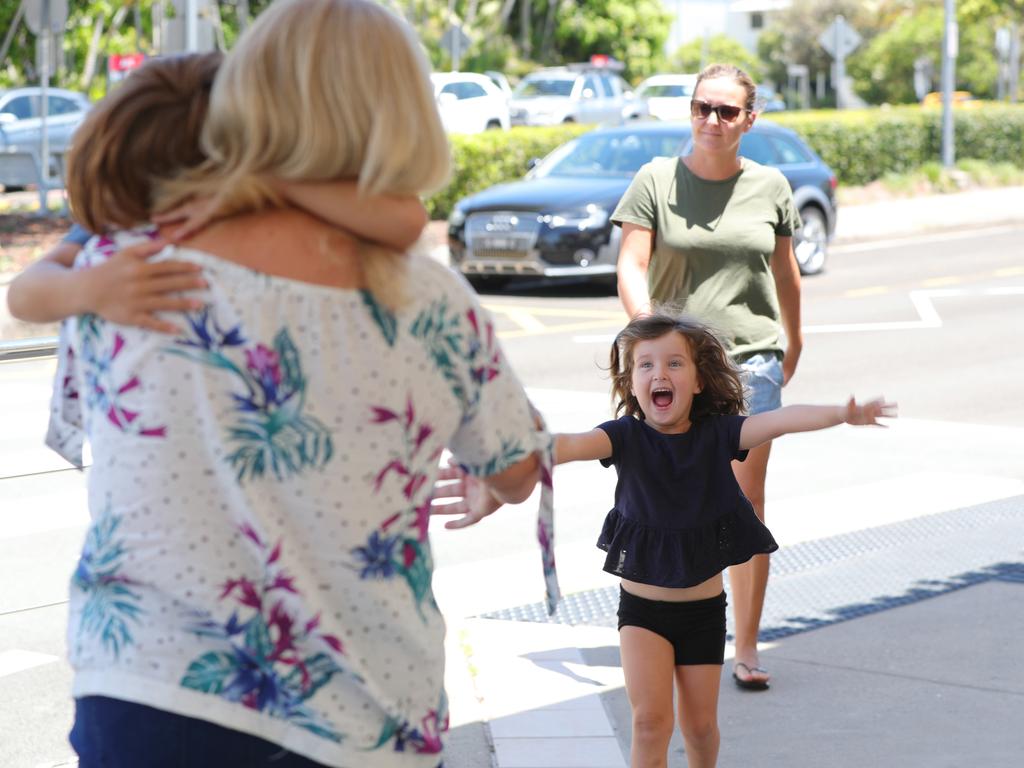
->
[1010,22,1021,104]
[835,16,845,109]
[38,0,51,214]
[186,0,198,52]
[941,0,957,167]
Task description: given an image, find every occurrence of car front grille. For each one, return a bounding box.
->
[465,211,541,258]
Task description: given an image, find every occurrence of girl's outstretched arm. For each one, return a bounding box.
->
[739,397,897,451]
[157,180,428,251]
[6,237,205,331]
[555,429,613,465]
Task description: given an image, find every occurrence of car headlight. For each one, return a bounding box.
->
[542,204,609,231]
[448,207,466,227]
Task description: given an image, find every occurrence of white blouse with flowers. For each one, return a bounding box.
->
[47,228,557,768]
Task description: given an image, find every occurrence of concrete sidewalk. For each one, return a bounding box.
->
[436,497,1024,768]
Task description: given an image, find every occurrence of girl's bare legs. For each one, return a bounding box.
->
[675,665,722,768]
[728,441,772,686]
[621,626,676,768]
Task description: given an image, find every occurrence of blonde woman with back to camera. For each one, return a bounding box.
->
[613,63,805,693]
[49,1,547,766]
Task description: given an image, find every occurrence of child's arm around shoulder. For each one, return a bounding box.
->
[739,397,897,451]
[555,429,613,465]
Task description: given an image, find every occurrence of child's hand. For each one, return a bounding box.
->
[430,462,505,529]
[843,396,897,426]
[83,239,207,334]
[153,196,222,241]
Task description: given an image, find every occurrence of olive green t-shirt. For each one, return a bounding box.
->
[612,156,800,360]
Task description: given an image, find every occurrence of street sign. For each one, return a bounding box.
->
[440,24,472,63]
[819,16,861,60]
[24,0,68,36]
[109,53,147,84]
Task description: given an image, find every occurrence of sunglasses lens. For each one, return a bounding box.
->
[718,105,742,122]
[691,101,713,119]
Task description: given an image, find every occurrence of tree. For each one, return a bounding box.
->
[756,0,903,106]
[671,34,763,81]
[846,2,1000,103]
[552,0,672,80]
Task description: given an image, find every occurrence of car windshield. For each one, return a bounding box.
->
[513,78,575,98]
[533,132,688,178]
[639,83,693,98]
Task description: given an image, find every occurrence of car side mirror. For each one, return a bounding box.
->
[0,113,16,124]
[526,157,541,171]
[582,88,595,99]
[437,92,458,107]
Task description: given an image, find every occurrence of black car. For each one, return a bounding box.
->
[447,121,837,284]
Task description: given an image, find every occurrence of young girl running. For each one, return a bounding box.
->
[436,311,895,768]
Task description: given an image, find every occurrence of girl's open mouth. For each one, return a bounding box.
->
[652,388,674,408]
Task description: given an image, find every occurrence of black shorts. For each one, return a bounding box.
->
[617,587,727,666]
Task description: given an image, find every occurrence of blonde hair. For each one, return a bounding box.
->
[162,0,450,310]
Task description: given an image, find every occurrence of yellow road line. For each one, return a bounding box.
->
[922,275,963,287]
[483,304,625,320]
[498,318,626,340]
[844,286,890,298]
[503,309,547,333]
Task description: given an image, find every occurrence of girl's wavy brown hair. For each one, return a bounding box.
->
[66,52,222,234]
[609,312,746,421]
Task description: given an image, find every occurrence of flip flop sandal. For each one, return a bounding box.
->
[733,661,770,691]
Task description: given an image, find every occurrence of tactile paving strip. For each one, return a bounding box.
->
[480,495,1024,642]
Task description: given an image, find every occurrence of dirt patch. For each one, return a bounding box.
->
[0,212,74,276]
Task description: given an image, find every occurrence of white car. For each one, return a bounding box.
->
[431,72,510,134]
[635,74,698,122]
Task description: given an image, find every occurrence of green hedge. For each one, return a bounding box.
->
[425,123,590,219]
[768,105,1024,186]
[425,106,1024,218]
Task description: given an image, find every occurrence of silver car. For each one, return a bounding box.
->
[0,87,90,187]
[508,62,647,127]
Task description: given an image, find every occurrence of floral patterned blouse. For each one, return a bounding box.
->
[46,228,555,767]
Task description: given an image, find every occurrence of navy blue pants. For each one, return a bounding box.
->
[70,696,329,767]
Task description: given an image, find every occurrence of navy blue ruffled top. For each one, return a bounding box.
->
[596,414,778,588]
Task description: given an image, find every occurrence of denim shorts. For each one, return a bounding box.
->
[738,352,783,415]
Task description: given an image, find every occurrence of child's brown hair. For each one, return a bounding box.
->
[66,52,222,234]
[610,312,746,420]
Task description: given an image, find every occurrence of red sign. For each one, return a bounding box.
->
[109,53,146,73]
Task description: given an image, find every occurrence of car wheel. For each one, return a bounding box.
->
[794,206,828,276]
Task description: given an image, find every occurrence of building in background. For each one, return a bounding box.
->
[662,0,791,56]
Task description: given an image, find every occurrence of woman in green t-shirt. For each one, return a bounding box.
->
[612,63,804,694]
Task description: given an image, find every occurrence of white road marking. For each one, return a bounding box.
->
[573,286,1024,342]
[0,649,59,679]
[829,224,1020,254]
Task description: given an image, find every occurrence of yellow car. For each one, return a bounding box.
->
[921,90,980,108]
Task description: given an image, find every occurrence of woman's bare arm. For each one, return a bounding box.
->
[616,223,654,319]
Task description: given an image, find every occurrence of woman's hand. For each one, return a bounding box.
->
[430,462,505,529]
[843,396,897,426]
[82,239,207,334]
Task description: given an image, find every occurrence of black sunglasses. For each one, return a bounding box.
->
[690,99,746,123]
